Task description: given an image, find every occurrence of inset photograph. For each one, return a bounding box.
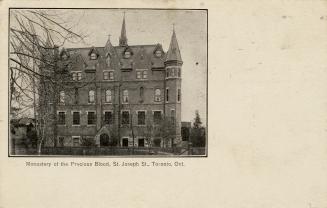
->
[9,9,207,156]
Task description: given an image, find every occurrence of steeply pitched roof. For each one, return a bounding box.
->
[64,44,166,70]
[119,14,128,46]
[165,29,182,63]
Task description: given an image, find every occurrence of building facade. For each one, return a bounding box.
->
[43,15,183,148]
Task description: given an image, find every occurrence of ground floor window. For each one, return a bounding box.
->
[122,138,129,147]
[72,137,80,146]
[153,138,161,147]
[58,136,64,147]
[100,134,110,146]
[138,138,145,147]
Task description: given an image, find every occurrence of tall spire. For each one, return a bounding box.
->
[119,12,128,46]
[165,25,182,63]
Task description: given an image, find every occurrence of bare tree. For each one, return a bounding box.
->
[153,116,175,148]
[9,9,87,154]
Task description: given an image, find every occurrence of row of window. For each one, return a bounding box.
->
[70,67,180,82]
[166,67,181,78]
[59,88,180,104]
[103,71,114,80]
[71,70,148,81]
[57,110,174,126]
[136,70,148,79]
[57,136,160,147]
[64,50,162,61]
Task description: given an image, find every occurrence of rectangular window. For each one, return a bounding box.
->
[138,138,145,147]
[72,112,80,125]
[74,88,79,104]
[154,89,161,102]
[137,111,146,125]
[177,68,181,77]
[171,68,175,77]
[87,112,96,125]
[122,111,130,125]
[72,72,82,81]
[72,73,77,81]
[136,70,148,79]
[166,88,169,102]
[58,112,65,125]
[177,89,181,102]
[142,70,148,79]
[123,90,129,103]
[109,71,114,80]
[171,109,175,123]
[59,91,65,104]
[105,90,112,103]
[58,136,64,147]
[103,71,109,80]
[136,71,142,79]
[89,90,95,103]
[77,72,82,80]
[72,137,80,146]
[153,111,162,125]
[104,111,113,125]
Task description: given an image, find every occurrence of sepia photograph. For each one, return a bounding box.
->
[9,9,208,156]
[2,1,327,208]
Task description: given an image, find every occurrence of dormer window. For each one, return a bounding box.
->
[124,51,131,58]
[62,53,68,60]
[88,47,99,61]
[155,50,162,57]
[90,53,97,60]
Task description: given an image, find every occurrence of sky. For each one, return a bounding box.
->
[59,9,207,125]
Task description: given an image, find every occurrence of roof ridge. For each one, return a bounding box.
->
[67,46,104,50]
[66,44,160,51]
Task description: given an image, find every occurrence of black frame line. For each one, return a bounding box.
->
[8,8,208,158]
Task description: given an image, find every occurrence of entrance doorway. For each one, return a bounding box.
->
[138,138,145,147]
[100,134,110,146]
[122,138,128,147]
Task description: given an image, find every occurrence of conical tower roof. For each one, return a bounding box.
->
[119,13,128,46]
[165,27,182,63]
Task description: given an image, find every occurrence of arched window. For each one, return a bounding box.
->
[88,90,95,103]
[154,89,161,102]
[62,53,67,60]
[59,91,65,103]
[155,50,162,57]
[123,90,128,103]
[90,53,97,60]
[105,90,112,103]
[106,55,110,67]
